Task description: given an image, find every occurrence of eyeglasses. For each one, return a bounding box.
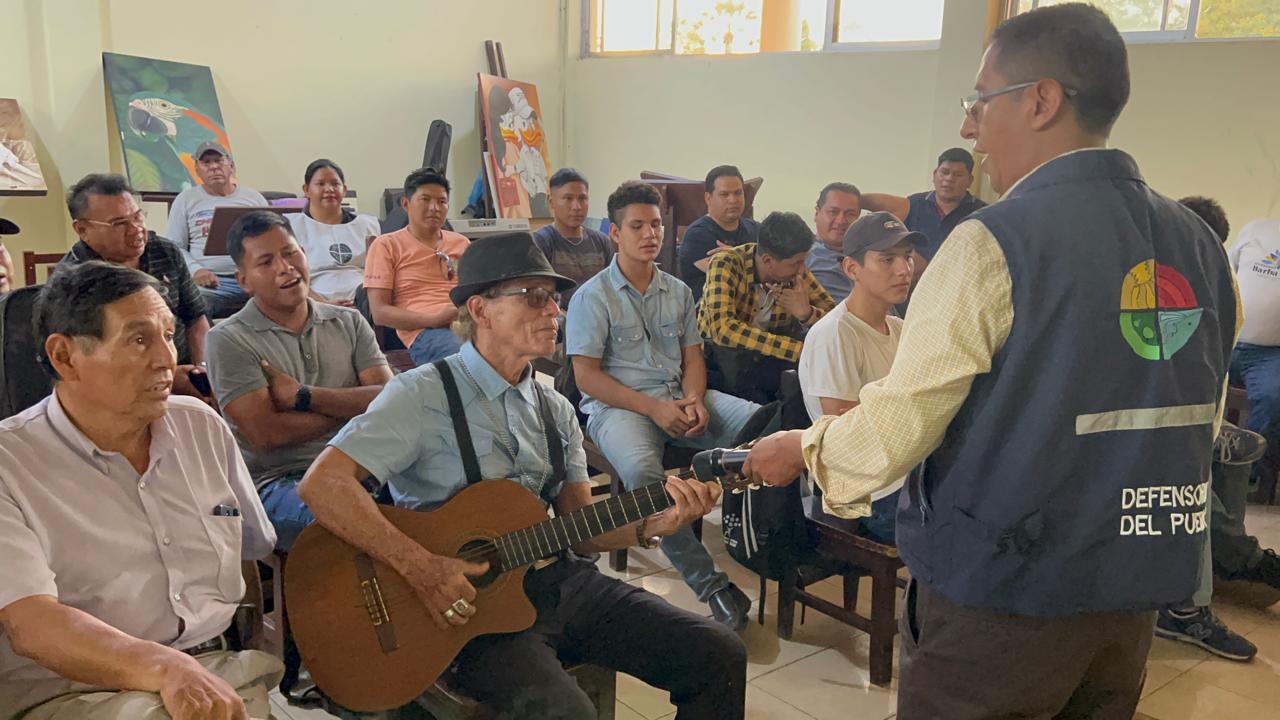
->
[961,80,1078,120]
[81,210,147,232]
[490,286,562,309]
[435,251,456,280]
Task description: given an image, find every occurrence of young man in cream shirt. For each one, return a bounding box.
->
[797,211,923,543]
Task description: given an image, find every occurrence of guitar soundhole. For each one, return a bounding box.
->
[457,538,503,589]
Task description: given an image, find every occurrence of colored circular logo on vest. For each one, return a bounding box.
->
[1119,260,1203,361]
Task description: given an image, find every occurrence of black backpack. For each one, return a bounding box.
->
[721,370,814,580]
[0,286,53,419]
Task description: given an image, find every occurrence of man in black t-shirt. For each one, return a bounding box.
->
[678,165,759,301]
[531,168,613,309]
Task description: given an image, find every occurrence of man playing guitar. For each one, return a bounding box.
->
[297,232,747,719]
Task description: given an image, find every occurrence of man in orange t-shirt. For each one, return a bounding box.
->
[365,168,470,366]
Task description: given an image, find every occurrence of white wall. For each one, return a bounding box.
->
[563,0,1280,238]
[1,0,565,280]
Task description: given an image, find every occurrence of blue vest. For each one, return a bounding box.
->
[896,150,1237,616]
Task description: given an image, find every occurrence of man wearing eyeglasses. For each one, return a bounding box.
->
[744,4,1239,717]
[298,231,747,719]
[365,167,470,366]
[567,181,761,630]
[59,173,214,404]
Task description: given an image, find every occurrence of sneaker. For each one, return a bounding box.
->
[1229,548,1280,591]
[1215,424,1268,465]
[1156,606,1257,661]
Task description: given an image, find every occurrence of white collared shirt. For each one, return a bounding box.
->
[0,391,274,713]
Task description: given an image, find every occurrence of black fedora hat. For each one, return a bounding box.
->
[449,231,576,306]
[0,218,19,236]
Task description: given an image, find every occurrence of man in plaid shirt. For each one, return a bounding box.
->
[697,211,834,403]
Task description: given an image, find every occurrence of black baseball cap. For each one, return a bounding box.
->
[842,211,926,256]
[0,218,19,235]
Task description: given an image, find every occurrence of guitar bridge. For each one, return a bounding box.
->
[354,553,400,653]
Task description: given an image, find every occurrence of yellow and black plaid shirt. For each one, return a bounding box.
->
[697,243,835,362]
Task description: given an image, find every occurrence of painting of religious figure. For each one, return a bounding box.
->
[479,74,552,219]
[103,52,233,193]
[0,99,47,195]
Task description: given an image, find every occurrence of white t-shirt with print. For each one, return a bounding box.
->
[1230,218,1280,347]
[289,212,380,302]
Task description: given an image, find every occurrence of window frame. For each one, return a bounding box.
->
[582,0,944,58]
[1011,0,1280,44]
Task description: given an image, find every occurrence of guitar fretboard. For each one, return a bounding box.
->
[493,481,673,571]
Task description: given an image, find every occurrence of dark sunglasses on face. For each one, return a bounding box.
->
[490,286,562,309]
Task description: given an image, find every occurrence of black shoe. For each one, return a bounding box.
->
[709,584,751,632]
[1216,424,1268,465]
[1230,548,1280,590]
[1156,606,1257,662]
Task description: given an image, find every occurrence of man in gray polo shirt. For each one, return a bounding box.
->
[206,211,391,551]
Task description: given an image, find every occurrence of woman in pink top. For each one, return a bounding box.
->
[364,168,470,365]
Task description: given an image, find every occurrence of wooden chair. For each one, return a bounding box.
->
[22,251,62,286]
[776,495,904,688]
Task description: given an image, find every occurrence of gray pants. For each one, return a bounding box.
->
[1211,459,1265,578]
[21,650,283,719]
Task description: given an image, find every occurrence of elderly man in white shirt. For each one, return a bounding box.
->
[0,261,279,720]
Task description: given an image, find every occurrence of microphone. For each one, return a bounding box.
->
[691,448,751,481]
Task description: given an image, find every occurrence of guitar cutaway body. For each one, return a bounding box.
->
[285,479,548,711]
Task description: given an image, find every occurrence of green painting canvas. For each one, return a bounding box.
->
[103,52,232,193]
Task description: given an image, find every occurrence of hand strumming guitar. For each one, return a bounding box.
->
[399,544,489,630]
[644,475,722,538]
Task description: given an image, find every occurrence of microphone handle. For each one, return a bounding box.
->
[712,448,751,476]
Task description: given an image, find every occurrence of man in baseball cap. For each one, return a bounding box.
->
[299,230,747,718]
[0,217,18,294]
[166,140,267,318]
[795,210,924,542]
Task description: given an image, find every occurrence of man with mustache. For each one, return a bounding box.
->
[165,142,267,318]
[205,211,392,552]
[678,165,759,302]
[568,181,761,630]
[59,173,212,404]
[299,231,746,719]
[804,182,863,299]
[0,261,280,720]
[365,167,469,366]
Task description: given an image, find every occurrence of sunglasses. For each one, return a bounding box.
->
[435,251,457,280]
[489,286,561,309]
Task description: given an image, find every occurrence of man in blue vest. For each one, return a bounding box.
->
[743,4,1239,717]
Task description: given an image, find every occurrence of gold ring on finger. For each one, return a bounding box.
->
[452,599,473,615]
[443,607,457,620]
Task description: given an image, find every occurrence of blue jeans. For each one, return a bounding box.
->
[200,275,249,319]
[587,388,760,602]
[408,327,463,366]
[1231,342,1280,451]
[258,470,313,552]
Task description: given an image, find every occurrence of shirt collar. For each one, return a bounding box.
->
[606,255,666,295]
[47,387,176,470]
[237,298,337,333]
[458,342,537,405]
[1001,147,1129,197]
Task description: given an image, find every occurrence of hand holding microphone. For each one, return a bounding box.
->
[740,430,808,488]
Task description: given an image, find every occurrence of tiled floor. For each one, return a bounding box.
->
[269,504,1280,720]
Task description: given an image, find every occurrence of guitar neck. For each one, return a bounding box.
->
[493,470,699,572]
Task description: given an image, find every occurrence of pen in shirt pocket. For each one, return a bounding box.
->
[211,504,241,517]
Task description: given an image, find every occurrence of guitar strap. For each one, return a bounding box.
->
[433,359,483,486]
[435,358,566,504]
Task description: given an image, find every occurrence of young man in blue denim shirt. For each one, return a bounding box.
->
[567,181,760,631]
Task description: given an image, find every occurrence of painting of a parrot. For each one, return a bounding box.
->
[103,53,233,193]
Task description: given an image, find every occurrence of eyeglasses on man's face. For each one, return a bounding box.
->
[490,286,561,309]
[81,209,148,233]
[961,80,1078,121]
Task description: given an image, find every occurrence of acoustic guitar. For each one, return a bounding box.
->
[285,472,753,711]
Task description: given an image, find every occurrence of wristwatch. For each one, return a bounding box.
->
[635,518,661,549]
[294,385,312,412]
